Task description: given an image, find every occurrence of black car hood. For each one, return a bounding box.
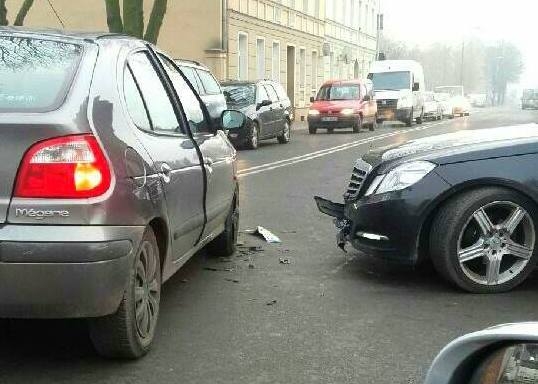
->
[363,124,538,172]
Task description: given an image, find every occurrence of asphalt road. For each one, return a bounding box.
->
[2,106,538,384]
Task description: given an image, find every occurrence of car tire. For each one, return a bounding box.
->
[352,115,363,133]
[277,120,291,144]
[245,122,259,150]
[327,128,334,134]
[430,187,538,293]
[369,114,378,131]
[89,227,161,359]
[308,125,317,134]
[416,111,423,125]
[206,190,239,257]
[405,109,414,127]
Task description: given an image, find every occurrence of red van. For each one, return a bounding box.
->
[307,79,377,134]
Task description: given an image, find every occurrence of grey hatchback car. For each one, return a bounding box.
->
[0,28,245,358]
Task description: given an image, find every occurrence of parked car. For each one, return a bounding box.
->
[522,88,538,110]
[423,91,443,120]
[316,125,538,293]
[175,59,227,126]
[221,80,292,149]
[435,86,471,117]
[368,60,425,127]
[307,79,378,134]
[425,322,538,384]
[434,92,454,119]
[0,29,246,358]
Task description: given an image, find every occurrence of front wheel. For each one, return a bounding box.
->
[369,114,378,131]
[308,125,317,134]
[89,228,162,359]
[277,120,291,144]
[405,109,414,127]
[352,116,363,133]
[416,111,423,125]
[206,191,239,257]
[245,122,259,150]
[430,187,538,293]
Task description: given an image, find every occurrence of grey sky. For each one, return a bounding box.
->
[381,0,538,86]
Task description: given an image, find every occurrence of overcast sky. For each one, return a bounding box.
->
[381,0,538,86]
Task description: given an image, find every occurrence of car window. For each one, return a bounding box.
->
[273,83,289,101]
[178,65,202,94]
[161,57,209,133]
[257,85,270,103]
[264,84,280,103]
[197,69,221,95]
[223,84,256,105]
[0,36,82,112]
[123,67,152,131]
[127,51,180,134]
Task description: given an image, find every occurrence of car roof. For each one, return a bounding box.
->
[0,26,139,44]
[174,59,210,71]
[221,79,277,86]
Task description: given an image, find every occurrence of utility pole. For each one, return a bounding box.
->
[376,0,383,60]
[460,38,465,87]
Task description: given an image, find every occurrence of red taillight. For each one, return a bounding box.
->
[14,135,112,199]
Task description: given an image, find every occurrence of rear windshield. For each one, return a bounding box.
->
[223,84,256,105]
[0,35,82,112]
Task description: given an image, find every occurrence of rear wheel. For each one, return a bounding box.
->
[430,187,538,293]
[369,114,378,131]
[89,228,161,359]
[352,116,363,133]
[245,122,259,150]
[277,120,291,144]
[327,128,334,134]
[206,191,239,257]
[308,125,317,134]
[405,109,414,127]
[416,110,423,125]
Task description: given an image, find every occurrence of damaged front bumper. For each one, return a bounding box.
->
[314,196,351,252]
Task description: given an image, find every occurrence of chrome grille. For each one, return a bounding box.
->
[344,159,372,200]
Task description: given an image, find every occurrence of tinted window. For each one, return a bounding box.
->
[123,68,151,131]
[223,84,256,105]
[264,84,279,103]
[257,85,270,103]
[197,69,221,95]
[161,57,208,133]
[0,36,82,112]
[178,65,201,94]
[128,52,179,133]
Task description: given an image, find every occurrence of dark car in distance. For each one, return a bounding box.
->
[222,80,292,149]
[0,28,246,359]
[316,125,538,293]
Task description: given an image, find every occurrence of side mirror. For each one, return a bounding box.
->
[412,82,420,92]
[310,96,315,103]
[256,99,272,110]
[425,322,538,384]
[363,95,371,102]
[221,110,246,131]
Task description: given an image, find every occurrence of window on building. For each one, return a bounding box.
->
[274,5,281,23]
[303,0,309,14]
[299,48,306,89]
[311,51,318,91]
[272,41,281,82]
[238,33,248,80]
[314,0,320,17]
[256,38,265,79]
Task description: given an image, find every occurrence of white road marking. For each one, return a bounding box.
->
[238,121,445,178]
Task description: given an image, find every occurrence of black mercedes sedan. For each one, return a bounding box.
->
[316,125,538,293]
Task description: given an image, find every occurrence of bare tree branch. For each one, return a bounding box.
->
[0,0,8,26]
[14,0,34,26]
[104,0,123,33]
[144,0,167,44]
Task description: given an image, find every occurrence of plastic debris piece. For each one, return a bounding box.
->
[266,300,277,306]
[253,226,281,243]
[279,258,291,265]
[225,278,240,283]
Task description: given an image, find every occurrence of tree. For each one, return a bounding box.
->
[0,0,35,26]
[485,41,524,105]
[105,0,168,44]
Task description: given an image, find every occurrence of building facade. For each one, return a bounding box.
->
[8,0,378,118]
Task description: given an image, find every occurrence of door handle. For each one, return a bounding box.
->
[160,163,172,184]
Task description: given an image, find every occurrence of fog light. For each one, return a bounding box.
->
[356,231,389,241]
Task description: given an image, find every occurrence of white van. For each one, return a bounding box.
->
[367,60,425,126]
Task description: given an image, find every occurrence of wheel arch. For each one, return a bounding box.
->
[148,217,169,274]
[415,178,538,264]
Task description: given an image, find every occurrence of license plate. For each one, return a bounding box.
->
[321,116,338,122]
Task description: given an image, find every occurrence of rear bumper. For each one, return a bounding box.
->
[0,225,145,318]
[307,114,360,129]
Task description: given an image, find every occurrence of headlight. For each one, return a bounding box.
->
[365,161,436,195]
[308,109,320,115]
[340,108,355,115]
[397,96,412,109]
